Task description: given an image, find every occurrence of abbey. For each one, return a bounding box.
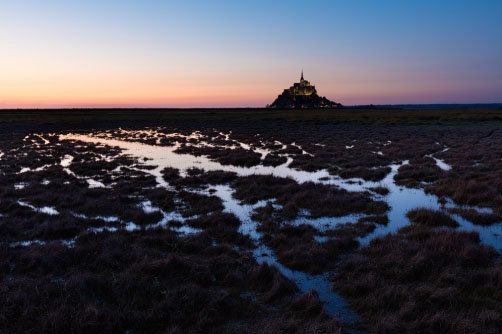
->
[268,71,342,108]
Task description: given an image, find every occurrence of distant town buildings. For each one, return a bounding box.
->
[268,71,342,108]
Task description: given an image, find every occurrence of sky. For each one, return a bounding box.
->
[1,0,501,108]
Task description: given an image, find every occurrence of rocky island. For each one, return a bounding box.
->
[268,71,342,108]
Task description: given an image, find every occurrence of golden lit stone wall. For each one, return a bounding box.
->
[291,86,315,96]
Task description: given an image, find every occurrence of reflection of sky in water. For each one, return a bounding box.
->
[253,244,361,321]
[62,131,502,249]
[52,130,502,320]
[359,162,502,251]
[60,133,332,184]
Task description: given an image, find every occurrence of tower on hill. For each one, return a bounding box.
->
[268,72,342,108]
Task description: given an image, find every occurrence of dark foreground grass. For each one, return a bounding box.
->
[261,224,360,275]
[426,175,502,215]
[186,211,254,248]
[1,107,501,125]
[333,224,502,334]
[163,167,238,189]
[2,110,502,333]
[175,145,262,167]
[448,208,502,226]
[368,186,390,195]
[231,175,389,220]
[1,229,346,334]
[331,166,391,182]
[253,208,385,274]
[394,157,445,188]
[406,208,459,228]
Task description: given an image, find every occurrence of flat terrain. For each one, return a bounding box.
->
[1,108,501,333]
[1,107,502,125]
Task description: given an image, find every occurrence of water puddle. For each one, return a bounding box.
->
[13,129,500,322]
[135,200,201,235]
[17,200,59,215]
[425,148,452,171]
[254,244,361,321]
[59,154,108,188]
[59,133,331,184]
[432,157,452,171]
[14,183,28,190]
[358,163,502,250]
[19,165,51,174]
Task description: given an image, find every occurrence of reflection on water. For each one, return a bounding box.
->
[425,147,452,171]
[17,200,59,216]
[35,130,498,319]
[59,133,331,184]
[358,162,502,250]
[254,244,361,321]
[61,131,502,249]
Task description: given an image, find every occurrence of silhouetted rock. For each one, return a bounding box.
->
[268,71,342,108]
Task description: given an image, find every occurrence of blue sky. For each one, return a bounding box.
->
[1,0,501,107]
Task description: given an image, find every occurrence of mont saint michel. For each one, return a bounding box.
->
[268,71,342,108]
[4,1,502,334]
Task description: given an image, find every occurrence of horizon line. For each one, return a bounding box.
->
[1,102,502,111]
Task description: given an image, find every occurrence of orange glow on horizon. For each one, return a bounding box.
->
[1,63,500,108]
[1,1,500,108]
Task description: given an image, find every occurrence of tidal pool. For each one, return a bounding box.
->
[58,131,502,250]
[41,129,499,322]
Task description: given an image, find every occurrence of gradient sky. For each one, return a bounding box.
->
[1,0,501,108]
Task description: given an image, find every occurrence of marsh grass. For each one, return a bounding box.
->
[406,208,459,227]
[333,224,502,334]
[1,229,340,333]
[232,175,389,220]
[448,207,502,226]
[2,110,502,333]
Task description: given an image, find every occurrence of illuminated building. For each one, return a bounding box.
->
[268,71,342,108]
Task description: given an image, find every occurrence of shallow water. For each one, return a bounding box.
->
[432,157,452,171]
[253,244,361,321]
[17,129,499,321]
[60,133,332,184]
[425,147,452,171]
[17,200,59,216]
[62,131,501,250]
[358,162,502,250]
[56,132,370,318]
